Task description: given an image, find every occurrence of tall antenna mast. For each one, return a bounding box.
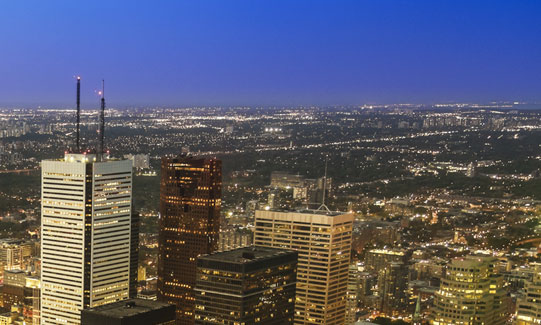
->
[99,79,105,160]
[76,76,81,152]
[317,155,330,212]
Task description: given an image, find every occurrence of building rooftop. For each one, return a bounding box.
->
[82,299,173,319]
[199,246,295,265]
[266,207,347,217]
[4,269,25,274]
[451,255,497,268]
[0,238,30,246]
[44,153,126,163]
[368,248,406,256]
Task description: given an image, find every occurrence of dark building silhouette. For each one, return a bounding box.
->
[195,246,297,324]
[0,283,24,310]
[379,262,409,317]
[81,299,176,325]
[130,210,140,298]
[158,155,222,324]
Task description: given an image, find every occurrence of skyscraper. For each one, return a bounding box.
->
[378,262,409,317]
[158,155,222,324]
[41,153,133,325]
[345,264,362,325]
[254,209,354,325]
[194,246,297,324]
[515,263,541,325]
[430,256,507,325]
[364,248,406,274]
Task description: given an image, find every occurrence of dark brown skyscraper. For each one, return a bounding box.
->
[158,155,222,324]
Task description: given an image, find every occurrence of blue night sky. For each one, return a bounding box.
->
[0,1,540,107]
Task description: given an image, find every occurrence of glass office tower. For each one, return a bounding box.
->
[158,155,221,324]
[194,246,297,324]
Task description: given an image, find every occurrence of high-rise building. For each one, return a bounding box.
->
[0,270,41,324]
[158,155,222,324]
[124,154,151,170]
[378,262,409,317]
[270,171,306,188]
[26,276,41,325]
[364,248,409,317]
[515,264,541,325]
[357,272,377,310]
[81,299,176,325]
[194,246,297,324]
[0,270,26,311]
[364,249,406,275]
[307,176,332,205]
[268,172,331,204]
[254,209,354,325]
[217,229,253,252]
[430,256,507,325]
[346,264,362,325]
[41,153,133,325]
[267,188,295,209]
[0,239,35,279]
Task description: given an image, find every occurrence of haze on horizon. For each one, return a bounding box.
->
[1,0,540,108]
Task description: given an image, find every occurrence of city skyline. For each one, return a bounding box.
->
[0,2,540,325]
[0,94,540,324]
[1,1,541,107]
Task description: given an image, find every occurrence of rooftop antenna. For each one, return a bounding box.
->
[76,76,81,152]
[317,155,331,212]
[98,79,105,160]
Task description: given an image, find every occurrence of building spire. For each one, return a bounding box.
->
[76,76,81,152]
[98,79,105,160]
[317,155,330,212]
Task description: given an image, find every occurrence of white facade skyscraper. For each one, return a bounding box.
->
[41,153,132,325]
